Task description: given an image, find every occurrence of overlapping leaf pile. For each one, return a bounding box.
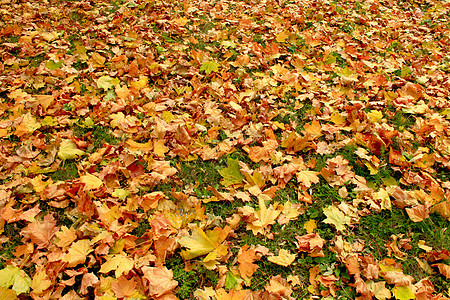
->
[0,0,449,299]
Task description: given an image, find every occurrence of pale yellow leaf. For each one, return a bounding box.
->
[267,249,296,267]
[80,174,103,189]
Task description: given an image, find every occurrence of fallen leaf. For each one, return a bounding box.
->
[63,239,93,268]
[432,263,450,279]
[392,285,415,300]
[21,214,59,249]
[0,265,32,295]
[367,280,391,300]
[200,61,219,75]
[58,140,85,160]
[237,245,259,280]
[80,173,103,189]
[218,157,244,187]
[267,249,296,267]
[322,205,351,231]
[100,253,134,278]
[142,266,178,298]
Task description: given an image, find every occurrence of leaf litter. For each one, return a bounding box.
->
[0,0,449,299]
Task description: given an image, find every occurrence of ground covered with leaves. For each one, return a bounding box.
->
[0,0,449,299]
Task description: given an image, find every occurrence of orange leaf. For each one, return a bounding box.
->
[303,120,322,138]
[405,204,430,222]
[21,214,59,249]
[111,276,137,298]
[142,266,178,298]
[432,263,450,279]
[237,245,259,280]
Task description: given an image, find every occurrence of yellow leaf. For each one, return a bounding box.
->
[392,285,415,300]
[0,265,31,295]
[31,270,52,295]
[303,120,322,138]
[374,188,392,210]
[130,75,148,89]
[14,113,41,137]
[179,226,230,262]
[330,113,345,125]
[322,205,351,231]
[31,175,51,193]
[54,226,77,249]
[111,189,129,200]
[417,240,432,252]
[367,110,383,123]
[89,52,105,68]
[63,239,93,268]
[35,95,54,110]
[125,139,153,152]
[100,253,134,278]
[296,171,320,188]
[80,173,103,190]
[0,286,17,300]
[278,201,302,225]
[366,281,391,300]
[174,17,188,26]
[276,31,289,43]
[304,219,317,234]
[57,140,84,160]
[246,196,281,235]
[431,200,450,220]
[267,249,296,267]
[153,139,169,158]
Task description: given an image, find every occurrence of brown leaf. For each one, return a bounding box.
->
[21,214,59,249]
[142,266,178,298]
[432,263,450,279]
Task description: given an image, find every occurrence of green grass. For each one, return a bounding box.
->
[354,207,450,293]
[0,223,24,269]
[50,160,79,181]
[166,254,219,299]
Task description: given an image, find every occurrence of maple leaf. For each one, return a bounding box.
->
[100,253,134,278]
[296,170,320,188]
[303,120,322,138]
[243,196,282,236]
[200,61,219,75]
[392,285,415,300]
[14,113,41,137]
[295,233,325,257]
[267,249,296,267]
[54,226,77,249]
[96,75,119,90]
[366,281,391,300]
[0,286,17,300]
[80,173,103,190]
[111,276,137,298]
[303,219,317,234]
[58,140,85,160]
[322,205,351,231]
[21,214,59,249]
[218,157,244,187]
[63,239,93,268]
[142,266,178,298]
[31,269,52,295]
[179,226,230,264]
[0,265,32,295]
[237,245,259,280]
[278,201,303,225]
[432,263,450,279]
